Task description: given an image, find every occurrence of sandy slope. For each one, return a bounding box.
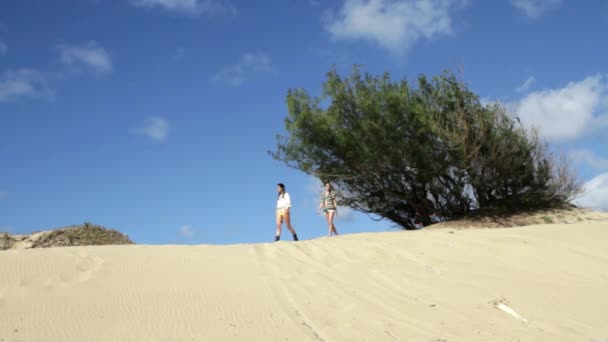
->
[1,223,607,342]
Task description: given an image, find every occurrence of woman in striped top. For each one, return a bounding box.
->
[275,183,299,241]
[319,182,339,237]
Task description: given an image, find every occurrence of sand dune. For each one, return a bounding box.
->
[1,222,608,341]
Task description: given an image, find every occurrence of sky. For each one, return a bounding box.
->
[1,0,607,245]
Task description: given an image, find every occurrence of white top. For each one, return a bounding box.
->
[277,192,292,210]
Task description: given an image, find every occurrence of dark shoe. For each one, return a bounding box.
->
[275,236,280,241]
[293,234,299,241]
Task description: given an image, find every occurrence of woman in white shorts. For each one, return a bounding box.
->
[275,183,299,241]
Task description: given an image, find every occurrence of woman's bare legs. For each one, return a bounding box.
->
[276,210,298,241]
[275,212,283,240]
[284,211,298,239]
[326,210,338,236]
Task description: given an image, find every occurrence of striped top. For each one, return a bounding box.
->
[320,191,337,211]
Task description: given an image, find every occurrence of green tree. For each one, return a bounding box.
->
[272,68,582,229]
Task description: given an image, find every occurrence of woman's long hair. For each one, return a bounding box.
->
[277,183,285,199]
[324,182,333,194]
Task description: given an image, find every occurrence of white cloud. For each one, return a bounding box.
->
[515,76,536,93]
[335,205,355,222]
[0,68,54,102]
[324,0,468,54]
[129,0,236,16]
[58,41,112,74]
[179,225,195,239]
[510,0,562,18]
[213,52,276,86]
[515,74,606,141]
[172,47,186,61]
[570,149,608,171]
[592,91,608,127]
[0,41,7,55]
[576,173,608,211]
[0,191,7,200]
[134,117,170,142]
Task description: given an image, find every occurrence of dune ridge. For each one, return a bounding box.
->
[1,222,607,341]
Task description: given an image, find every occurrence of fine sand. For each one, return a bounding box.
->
[1,222,608,341]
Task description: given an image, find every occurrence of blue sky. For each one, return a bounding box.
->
[1,0,607,244]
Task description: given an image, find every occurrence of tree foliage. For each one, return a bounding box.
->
[272,68,582,229]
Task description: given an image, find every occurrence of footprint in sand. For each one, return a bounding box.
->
[491,298,527,323]
[17,277,31,287]
[0,289,6,308]
[74,251,105,282]
[425,265,442,275]
[43,251,105,288]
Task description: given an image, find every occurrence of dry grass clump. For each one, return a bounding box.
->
[0,233,16,250]
[1,222,133,250]
[30,222,134,248]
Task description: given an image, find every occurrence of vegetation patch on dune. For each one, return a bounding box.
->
[0,222,133,250]
[30,223,134,248]
[0,233,16,250]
